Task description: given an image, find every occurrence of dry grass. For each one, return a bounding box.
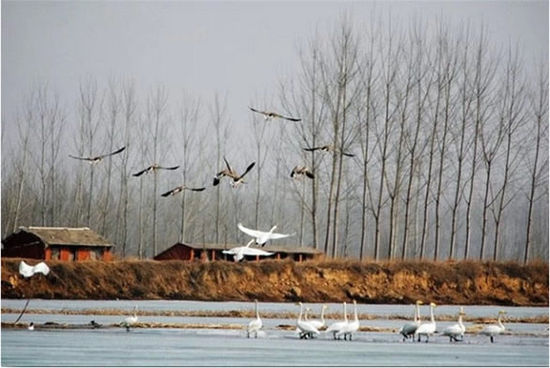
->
[2,258,547,306]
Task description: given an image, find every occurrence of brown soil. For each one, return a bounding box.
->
[1,258,548,306]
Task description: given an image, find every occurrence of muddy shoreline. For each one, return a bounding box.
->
[1,258,547,306]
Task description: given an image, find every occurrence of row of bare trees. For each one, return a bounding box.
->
[2,18,547,263]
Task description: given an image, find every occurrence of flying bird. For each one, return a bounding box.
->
[213,157,255,187]
[222,240,274,262]
[19,261,50,278]
[69,146,126,164]
[303,144,355,157]
[249,107,301,122]
[291,166,315,179]
[161,185,206,197]
[132,164,180,177]
[237,223,293,246]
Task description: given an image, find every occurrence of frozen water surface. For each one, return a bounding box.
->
[2,300,548,366]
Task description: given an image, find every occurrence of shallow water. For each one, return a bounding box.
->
[2,300,548,366]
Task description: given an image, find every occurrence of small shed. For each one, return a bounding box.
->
[154,242,323,262]
[2,226,114,261]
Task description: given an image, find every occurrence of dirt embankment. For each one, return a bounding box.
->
[1,258,548,306]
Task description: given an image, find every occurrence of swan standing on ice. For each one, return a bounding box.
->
[399,300,423,341]
[122,306,138,332]
[296,302,320,339]
[415,302,437,343]
[306,305,328,331]
[222,240,274,262]
[442,307,466,342]
[237,223,294,246]
[480,310,506,343]
[336,300,360,341]
[326,302,349,340]
[247,299,262,338]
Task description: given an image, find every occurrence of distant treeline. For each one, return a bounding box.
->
[1,16,548,262]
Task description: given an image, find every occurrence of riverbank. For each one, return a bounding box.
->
[1,258,547,306]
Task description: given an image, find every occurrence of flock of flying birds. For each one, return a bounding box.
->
[68,107,355,257]
[247,299,508,344]
[68,106,355,194]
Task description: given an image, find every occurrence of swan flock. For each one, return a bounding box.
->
[243,300,508,344]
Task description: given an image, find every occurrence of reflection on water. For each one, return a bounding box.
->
[1,300,548,366]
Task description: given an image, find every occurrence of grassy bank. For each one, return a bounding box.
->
[1,258,547,306]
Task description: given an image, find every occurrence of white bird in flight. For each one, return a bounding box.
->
[19,261,50,278]
[237,223,294,246]
[222,240,274,262]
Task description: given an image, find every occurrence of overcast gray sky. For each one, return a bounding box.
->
[2,1,548,142]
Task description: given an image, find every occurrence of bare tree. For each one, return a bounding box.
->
[463,27,496,259]
[209,94,229,244]
[433,26,459,260]
[524,64,548,264]
[177,95,201,242]
[401,21,432,259]
[448,25,474,260]
[489,47,527,261]
[115,80,136,257]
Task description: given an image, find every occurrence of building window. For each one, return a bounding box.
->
[51,248,60,260]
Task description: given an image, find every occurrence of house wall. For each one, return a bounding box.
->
[2,243,44,259]
[154,245,193,261]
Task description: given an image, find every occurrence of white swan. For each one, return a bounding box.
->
[399,300,423,341]
[296,302,320,339]
[27,322,34,331]
[19,261,50,278]
[336,300,360,341]
[222,239,274,262]
[122,306,138,332]
[247,299,262,338]
[415,302,437,343]
[237,223,294,246]
[306,305,328,330]
[480,310,506,343]
[326,302,349,340]
[442,306,466,342]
